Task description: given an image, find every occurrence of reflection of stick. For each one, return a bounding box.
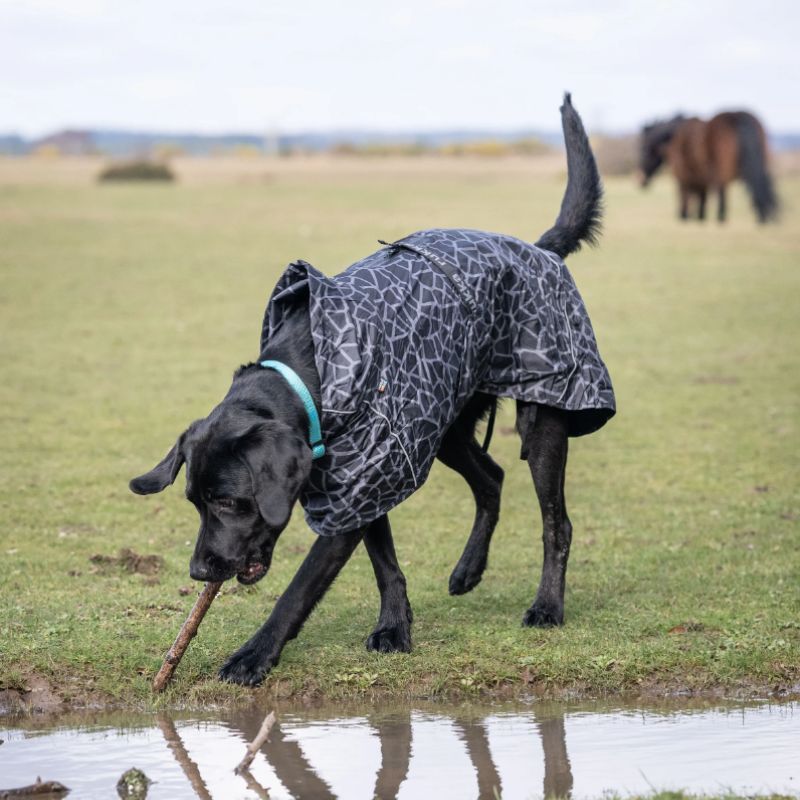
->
[235,711,277,775]
[152,582,222,692]
[157,715,213,800]
[0,777,69,796]
[238,769,271,799]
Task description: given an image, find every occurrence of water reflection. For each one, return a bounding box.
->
[2,700,797,799]
[222,705,571,799]
[539,714,573,799]
[372,712,412,800]
[157,715,213,800]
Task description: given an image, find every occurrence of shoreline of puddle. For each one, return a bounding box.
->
[3,668,799,720]
[2,697,798,799]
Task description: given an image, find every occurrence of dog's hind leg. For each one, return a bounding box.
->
[517,402,572,627]
[364,515,413,653]
[437,395,504,595]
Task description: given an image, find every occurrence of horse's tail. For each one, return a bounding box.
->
[535,93,603,258]
[735,113,778,223]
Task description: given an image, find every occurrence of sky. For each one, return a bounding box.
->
[1,0,798,137]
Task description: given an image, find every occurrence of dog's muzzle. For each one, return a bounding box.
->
[236,561,268,585]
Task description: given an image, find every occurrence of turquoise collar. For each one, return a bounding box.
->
[259,360,325,460]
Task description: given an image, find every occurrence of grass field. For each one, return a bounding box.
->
[0,157,798,708]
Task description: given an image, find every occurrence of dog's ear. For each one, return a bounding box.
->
[130,427,194,495]
[242,423,312,529]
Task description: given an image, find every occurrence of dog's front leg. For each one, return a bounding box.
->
[364,515,413,653]
[219,529,363,686]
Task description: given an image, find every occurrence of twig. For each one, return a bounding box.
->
[234,711,277,775]
[152,581,222,692]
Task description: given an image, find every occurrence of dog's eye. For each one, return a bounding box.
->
[216,498,236,510]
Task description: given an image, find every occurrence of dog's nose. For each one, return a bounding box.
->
[189,558,212,582]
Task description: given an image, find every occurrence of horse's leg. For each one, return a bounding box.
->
[717,184,727,223]
[679,185,690,220]
[698,188,707,221]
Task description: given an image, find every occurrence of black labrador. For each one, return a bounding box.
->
[130,95,608,686]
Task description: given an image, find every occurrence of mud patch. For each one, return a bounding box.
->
[1,673,66,716]
[89,548,163,576]
[0,671,115,717]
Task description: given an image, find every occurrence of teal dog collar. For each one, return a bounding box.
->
[259,360,325,460]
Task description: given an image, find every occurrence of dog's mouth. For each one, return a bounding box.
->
[237,561,267,585]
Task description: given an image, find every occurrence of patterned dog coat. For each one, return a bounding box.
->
[262,228,615,536]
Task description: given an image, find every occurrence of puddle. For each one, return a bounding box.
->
[1,699,797,798]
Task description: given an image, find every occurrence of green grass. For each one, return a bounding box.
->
[0,163,798,707]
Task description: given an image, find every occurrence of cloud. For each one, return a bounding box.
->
[0,0,798,134]
[440,44,494,64]
[13,0,111,17]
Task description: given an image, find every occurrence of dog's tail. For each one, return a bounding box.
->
[535,93,603,258]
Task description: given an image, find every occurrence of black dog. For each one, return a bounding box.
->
[130,94,614,686]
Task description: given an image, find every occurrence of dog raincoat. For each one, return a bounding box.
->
[263,228,615,536]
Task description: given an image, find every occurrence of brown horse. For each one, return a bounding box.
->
[640,111,778,223]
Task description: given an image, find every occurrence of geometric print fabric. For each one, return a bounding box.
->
[263,227,615,536]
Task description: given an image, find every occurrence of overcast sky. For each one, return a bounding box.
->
[1,0,797,137]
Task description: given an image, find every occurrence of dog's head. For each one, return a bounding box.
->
[130,410,312,585]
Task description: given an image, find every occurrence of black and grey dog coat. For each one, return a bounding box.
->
[263,228,615,536]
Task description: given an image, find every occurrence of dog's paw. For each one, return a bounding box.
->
[448,556,487,596]
[366,624,412,654]
[522,601,564,628]
[218,644,276,686]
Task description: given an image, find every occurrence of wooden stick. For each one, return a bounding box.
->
[234,711,277,775]
[152,581,222,692]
